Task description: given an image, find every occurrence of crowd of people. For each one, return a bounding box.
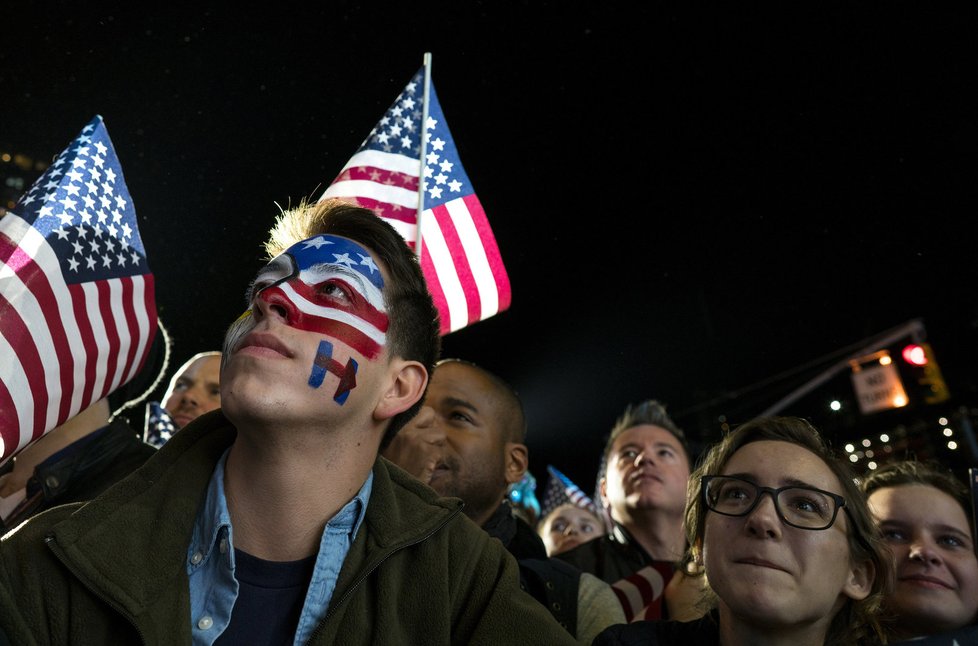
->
[1,197,977,645]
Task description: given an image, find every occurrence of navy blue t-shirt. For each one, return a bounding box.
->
[214,549,317,646]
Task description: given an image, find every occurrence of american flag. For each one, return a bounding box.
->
[143,401,175,448]
[610,562,676,622]
[0,115,157,463]
[540,465,600,520]
[320,65,511,335]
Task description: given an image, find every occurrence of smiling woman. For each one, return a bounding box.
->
[862,460,978,642]
[594,416,893,646]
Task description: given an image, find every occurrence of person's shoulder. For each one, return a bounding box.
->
[150,408,235,463]
[889,625,978,645]
[592,620,658,646]
[377,456,463,509]
[594,615,718,646]
[369,457,474,542]
[555,533,612,565]
[175,408,232,435]
[519,556,583,584]
[1,502,82,549]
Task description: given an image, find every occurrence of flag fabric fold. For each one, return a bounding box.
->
[320,66,511,335]
[143,400,175,448]
[0,115,157,463]
[540,465,600,520]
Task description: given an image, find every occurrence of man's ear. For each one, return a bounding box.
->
[374,360,427,421]
[599,476,609,508]
[504,442,529,485]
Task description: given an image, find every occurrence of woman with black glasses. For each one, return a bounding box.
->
[594,416,893,645]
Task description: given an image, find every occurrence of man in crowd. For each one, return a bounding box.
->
[161,350,223,431]
[383,358,625,643]
[144,349,223,447]
[0,199,576,645]
[556,399,705,621]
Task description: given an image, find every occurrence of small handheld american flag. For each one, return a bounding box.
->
[143,401,175,448]
[0,115,157,463]
[540,465,600,520]
[321,57,511,335]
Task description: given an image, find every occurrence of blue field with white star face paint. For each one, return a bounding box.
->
[289,235,384,292]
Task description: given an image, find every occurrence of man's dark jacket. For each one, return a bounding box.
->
[0,418,155,533]
[483,501,581,635]
[0,411,577,645]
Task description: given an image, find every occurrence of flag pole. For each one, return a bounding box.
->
[415,52,433,260]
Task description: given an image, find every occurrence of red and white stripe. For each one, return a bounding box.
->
[0,213,155,461]
[610,563,672,622]
[321,151,511,335]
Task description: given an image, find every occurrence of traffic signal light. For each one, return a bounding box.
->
[901,344,929,366]
[899,342,950,405]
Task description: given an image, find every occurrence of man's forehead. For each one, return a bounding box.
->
[433,361,482,384]
[613,424,684,451]
[430,367,504,412]
[282,234,384,290]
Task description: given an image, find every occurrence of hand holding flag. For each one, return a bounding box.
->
[321,60,511,335]
[0,115,157,463]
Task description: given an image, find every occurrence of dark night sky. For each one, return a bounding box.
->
[3,4,977,494]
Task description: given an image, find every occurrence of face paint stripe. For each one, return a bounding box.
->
[258,285,382,358]
[285,278,389,333]
[278,282,387,346]
[318,324,380,360]
[297,266,386,311]
[308,339,333,388]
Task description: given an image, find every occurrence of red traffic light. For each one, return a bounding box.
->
[902,344,929,366]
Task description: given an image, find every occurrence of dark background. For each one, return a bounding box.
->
[3,4,977,499]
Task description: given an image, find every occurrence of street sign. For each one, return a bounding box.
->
[850,352,909,414]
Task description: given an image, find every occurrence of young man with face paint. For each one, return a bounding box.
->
[0,199,577,646]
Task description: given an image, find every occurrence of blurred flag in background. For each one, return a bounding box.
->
[540,465,600,520]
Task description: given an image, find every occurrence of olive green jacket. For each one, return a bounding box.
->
[0,411,576,645]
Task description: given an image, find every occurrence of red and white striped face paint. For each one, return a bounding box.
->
[237,235,389,360]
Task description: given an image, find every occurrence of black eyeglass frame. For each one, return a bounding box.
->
[701,474,850,531]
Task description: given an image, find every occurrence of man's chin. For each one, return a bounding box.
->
[426,470,456,497]
[625,494,674,512]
